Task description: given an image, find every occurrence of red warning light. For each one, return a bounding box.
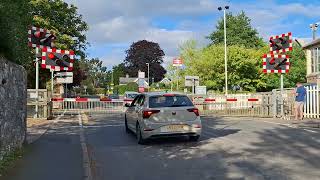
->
[48,53,55,59]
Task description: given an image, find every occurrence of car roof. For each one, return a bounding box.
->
[142,91,186,97]
[124,91,139,94]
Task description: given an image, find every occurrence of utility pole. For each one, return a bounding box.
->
[35,47,39,118]
[310,23,319,40]
[146,63,150,89]
[218,5,229,96]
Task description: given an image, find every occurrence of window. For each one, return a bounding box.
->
[149,95,193,108]
[317,48,320,72]
[137,95,145,106]
[131,95,141,106]
[311,47,320,73]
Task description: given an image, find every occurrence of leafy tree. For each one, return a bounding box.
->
[207,11,265,49]
[77,58,108,90]
[180,40,306,92]
[124,40,166,82]
[0,0,32,64]
[30,0,88,56]
[112,63,126,85]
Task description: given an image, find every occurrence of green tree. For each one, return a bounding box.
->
[124,40,166,82]
[28,0,88,88]
[207,11,265,49]
[112,63,126,85]
[180,40,306,92]
[0,0,32,64]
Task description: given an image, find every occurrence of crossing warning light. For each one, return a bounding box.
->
[262,54,290,74]
[28,26,56,48]
[269,32,292,54]
[41,48,75,71]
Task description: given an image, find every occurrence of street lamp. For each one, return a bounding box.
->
[146,63,150,88]
[218,5,229,96]
[310,22,319,40]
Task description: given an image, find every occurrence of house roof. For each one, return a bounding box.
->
[303,38,320,49]
[160,77,171,84]
[119,77,149,85]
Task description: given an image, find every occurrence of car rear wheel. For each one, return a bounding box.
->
[125,116,130,133]
[189,135,200,142]
[136,123,146,145]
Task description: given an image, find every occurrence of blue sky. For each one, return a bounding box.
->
[66,0,320,68]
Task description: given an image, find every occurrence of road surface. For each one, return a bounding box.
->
[2,113,320,180]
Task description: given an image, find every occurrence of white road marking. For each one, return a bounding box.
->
[53,110,66,123]
[258,120,320,134]
[303,129,318,133]
[78,112,92,180]
[261,120,296,128]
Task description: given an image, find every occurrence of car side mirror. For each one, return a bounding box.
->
[124,103,131,107]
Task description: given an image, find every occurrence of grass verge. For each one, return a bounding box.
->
[0,148,24,176]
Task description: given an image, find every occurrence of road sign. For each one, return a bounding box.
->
[195,86,207,95]
[55,72,73,84]
[262,54,290,74]
[173,57,183,67]
[269,32,292,54]
[41,47,75,71]
[185,76,199,87]
[138,71,145,78]
[138,78,145,87]
[28,26,56,48]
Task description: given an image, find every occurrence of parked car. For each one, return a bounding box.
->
[124,92,201,144]
[108,94,119,99]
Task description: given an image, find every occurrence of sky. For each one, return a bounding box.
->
[65,0,320,68]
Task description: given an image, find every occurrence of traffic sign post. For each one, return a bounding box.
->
[35,47,39,118]
[173,58,183,91]
[41,48,74,71]
[262,32,293,118]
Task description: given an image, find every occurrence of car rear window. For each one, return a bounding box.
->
[149,95,193,108]
[126,94,138,99]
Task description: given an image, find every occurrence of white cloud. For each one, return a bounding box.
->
[64,0,320,68]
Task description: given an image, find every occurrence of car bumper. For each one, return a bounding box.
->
[140,120,202,139]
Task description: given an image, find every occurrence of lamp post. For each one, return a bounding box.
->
[218,5,229,96]
[146,63,150,88]
[310,22,319,40]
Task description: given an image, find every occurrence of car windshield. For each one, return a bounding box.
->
[149,95,193,108]
[127,94,138,99]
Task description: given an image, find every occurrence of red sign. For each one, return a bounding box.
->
[173,57,183,66]
[139,87,145,93]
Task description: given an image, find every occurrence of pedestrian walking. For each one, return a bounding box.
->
[294,82,306,120]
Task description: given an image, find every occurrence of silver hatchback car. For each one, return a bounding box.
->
[124,92,201,144]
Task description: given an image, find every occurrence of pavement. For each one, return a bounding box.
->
[1,113,320,180]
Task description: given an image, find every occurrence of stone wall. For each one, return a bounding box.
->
[0,56,27,161]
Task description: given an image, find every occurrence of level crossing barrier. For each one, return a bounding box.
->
[192,93,273,117]
[51,98,133,114]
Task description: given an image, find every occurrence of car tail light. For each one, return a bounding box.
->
[187,108,199,116]
[192,124,201,128]
[143,110,160,118]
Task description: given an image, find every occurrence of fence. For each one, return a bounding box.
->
[27,89,50,118]
[304,85,320,119]
[51,98,129,114]
[192,86,320,119]
[193,92,274,117]
[27,85,320,119]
